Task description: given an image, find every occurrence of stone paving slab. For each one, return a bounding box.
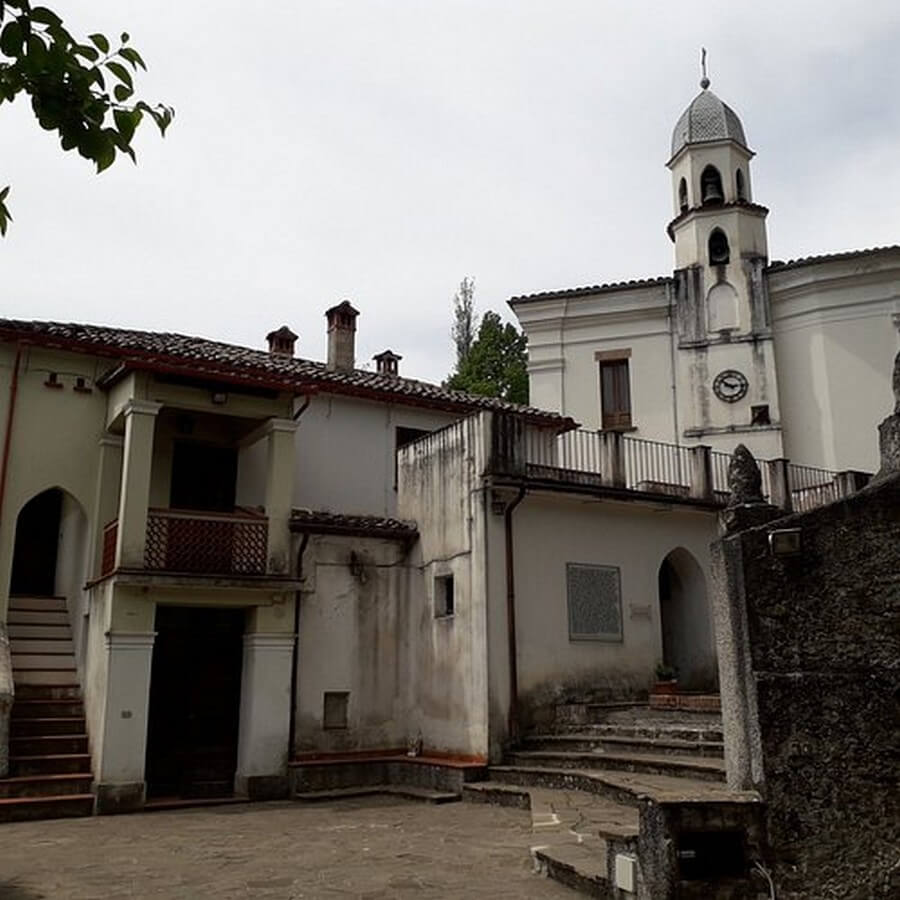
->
[0,797,576,899]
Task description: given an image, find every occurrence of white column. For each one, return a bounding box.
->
[95,631,155,813]
[235,632,296,799]
[115,400,162,569]
[263,418,297,575]
[89,434,123,578]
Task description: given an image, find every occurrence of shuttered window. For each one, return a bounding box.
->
[599,359,632,429]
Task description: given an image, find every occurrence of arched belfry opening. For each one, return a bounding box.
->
[678,178,688,213]
[657,548,717,692]
[735,168,746,201]
[708,227,730,266]
[700,165,724,205]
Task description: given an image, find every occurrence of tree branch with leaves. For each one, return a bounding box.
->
[0,0,174,235]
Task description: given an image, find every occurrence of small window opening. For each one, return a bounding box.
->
[708,228,730,266]
[599,359,632,430]
[44,372,63,389]
[735,168,746,201]
[751,404,771,426]
[700,165,724,205]
[678,178,688,213]
[73,376,92,394]
[435,574,455,618]
[395,425,431,487]
[323,691,349,729]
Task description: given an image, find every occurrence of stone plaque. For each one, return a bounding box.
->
[566,563,623,641]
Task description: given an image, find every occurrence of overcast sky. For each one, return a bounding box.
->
[2,1,898,383]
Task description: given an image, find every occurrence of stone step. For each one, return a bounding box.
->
[9,753,92,777]
[559,723,724,743]
[7,596,67,612]
[7,624,72,641]
[13,669,78,686]
[532,843,612,898]
[0,794,94,823]
[507,750,726,783]
[11,639,75,655]
[294,785,460,805]
[523,733,724,759]
[11,697,84,716]
[586,704,721,727]
[12,654,77,670]
[0,773,93,800]
[11,716,87,737]
[9,734,89,757]
[487,765,741,808]
[6,610,69,626]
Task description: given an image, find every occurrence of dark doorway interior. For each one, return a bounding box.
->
[10,489,62,596]
[170,442,237,512]
[145,605,246,799]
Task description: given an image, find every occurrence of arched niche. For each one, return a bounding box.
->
[678,177,688,213]
[735,168,746,201]
[708,227,730,265]
[700,165,724,205]
[657,548,717,691]
[707,281,740,333]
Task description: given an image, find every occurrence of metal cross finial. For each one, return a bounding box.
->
[700,48,710,89]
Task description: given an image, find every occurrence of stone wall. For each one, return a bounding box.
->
[712,470,900,898]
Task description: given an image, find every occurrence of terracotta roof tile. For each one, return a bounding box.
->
[767,245,900,272]
[0,318,573,429]
[509,275,672,305]
[291,509,418,539]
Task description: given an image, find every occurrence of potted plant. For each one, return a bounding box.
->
[652,662,679,695]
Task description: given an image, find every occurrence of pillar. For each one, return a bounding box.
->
[688,445,713,500]
[234,602,295,800]
[263,418,297,576]
[766,458,793,512]
[599,430,626,488]
[89,434,123,578]
[114,400,161,569]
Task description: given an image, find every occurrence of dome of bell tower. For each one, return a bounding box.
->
[670,87,749,160]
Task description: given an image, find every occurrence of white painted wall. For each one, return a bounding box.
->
[54,492,90,677]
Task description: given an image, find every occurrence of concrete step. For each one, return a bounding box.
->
[6,610,69,626]
[0,794,94,823]
[7,624,72,640]
[12,654,77,670]
[532,843,612,898]
[9,734,89,757]
[7,596,67,612]
[507,750,726,783]
[11,716,87,737]
[487,765,740,808]
[13,669,78,686]
[560,722,724,743]
[11,698,84,717]
[9,754,92,777]
[294,785,460,805]
[0,773,93,800]
[586,704,721,728]
[523,733,725,759]
[11,639,75,655]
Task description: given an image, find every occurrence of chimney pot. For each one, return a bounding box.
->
[373,349,402,377]
[325,301,359,371]
[266,325,298,358]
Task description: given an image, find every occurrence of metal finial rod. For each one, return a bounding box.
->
[700,48,710,89]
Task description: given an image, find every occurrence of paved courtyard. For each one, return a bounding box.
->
[0,798,576,899]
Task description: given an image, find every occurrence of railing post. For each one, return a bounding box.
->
[688,445,713,500]
[766,458,793,513]
[599,431,626,488]
[834,470,870,498]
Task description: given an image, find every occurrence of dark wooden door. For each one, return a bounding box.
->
[145,605,246,799]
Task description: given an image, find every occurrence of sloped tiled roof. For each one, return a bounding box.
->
[0,318,572,429]
[509,275,672,305]
[767,245,900,273]
[290,509,418,540]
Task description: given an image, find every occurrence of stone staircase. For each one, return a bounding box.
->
[0,596,94,823]
[465,704,766,898]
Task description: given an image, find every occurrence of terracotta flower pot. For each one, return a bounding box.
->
[651,679,679,695]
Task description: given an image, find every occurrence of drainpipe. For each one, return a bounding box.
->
[504,484,526,745]
[0,344,23,530]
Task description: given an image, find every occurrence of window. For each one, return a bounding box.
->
[708,228,730,266]
[566,563,623,641]
[599,358,632,430]
[700,165,724,205]
[434,574,454,618]
[395,426,431,486]
[170,441,237,512]
[323,691,349,729]
[735,168,746,201]
[678,178,688,213]
[751,404,771,426]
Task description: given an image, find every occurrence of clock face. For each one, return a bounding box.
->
[713,369,749,403]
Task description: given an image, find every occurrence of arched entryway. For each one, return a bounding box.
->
[10,487,89,600]
[658,548,717,691]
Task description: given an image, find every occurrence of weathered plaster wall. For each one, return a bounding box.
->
[712,475,900,899]
[507,493,718,732]
[54,492,90,677]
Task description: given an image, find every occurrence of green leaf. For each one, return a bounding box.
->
[119,46,146,70]
[0,20,23,56]
[74,43,99,62]
[89,32,109,54]
[120,31,129,44]
[30,7,63,27]
[0,185,12,237]
[0,185,9,202]
[105,59,132,89]
[113,83,132,102]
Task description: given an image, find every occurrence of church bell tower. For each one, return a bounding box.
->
[666,57,783,457]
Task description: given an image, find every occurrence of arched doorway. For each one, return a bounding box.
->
[658,548,717,691]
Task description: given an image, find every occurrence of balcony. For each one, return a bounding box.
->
[101,508,268,578]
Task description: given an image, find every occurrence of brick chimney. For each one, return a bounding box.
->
[266,325,298,357]
[325,301,359,371]
[373,349,402,377]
